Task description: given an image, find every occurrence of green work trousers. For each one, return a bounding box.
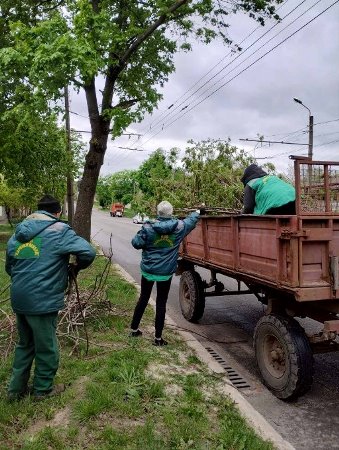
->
[8,312,59,395]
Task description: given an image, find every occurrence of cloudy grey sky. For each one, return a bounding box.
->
[69,0,339,176]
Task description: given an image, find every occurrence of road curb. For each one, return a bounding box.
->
[112,263,295,450]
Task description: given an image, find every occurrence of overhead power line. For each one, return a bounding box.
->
[130,0,319,148]
[140,0,324,142]
[256,138,339,160]
[240,138,309,146]
[142,0,307,136]
[251,119,339,153]
[138,0,291,136]
[134,0,339,150]
[69,110,89,119]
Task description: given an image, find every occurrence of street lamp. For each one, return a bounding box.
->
[293,97,314,160]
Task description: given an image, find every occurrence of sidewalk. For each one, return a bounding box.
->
[114,263,295,450]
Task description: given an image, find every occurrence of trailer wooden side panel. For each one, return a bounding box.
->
[180,214,339,302]
[238,217,279,282]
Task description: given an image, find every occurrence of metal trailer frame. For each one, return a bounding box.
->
[177,157,339,400]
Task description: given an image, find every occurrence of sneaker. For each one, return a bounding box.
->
[33,383,65,401]
[153,338,168,347]
[129,329,143,337]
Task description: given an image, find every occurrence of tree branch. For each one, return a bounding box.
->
[70,78,84,89]
[90,0,100,14]
[101,0,191,113]
[36,0,66,11]
[112,99,138,110]
[84,79,100,129]
[120,0,191,66]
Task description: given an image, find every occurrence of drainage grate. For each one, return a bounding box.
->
[205,347,251,389]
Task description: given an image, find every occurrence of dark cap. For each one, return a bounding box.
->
[240,164,268,186]
[37,195,61,214]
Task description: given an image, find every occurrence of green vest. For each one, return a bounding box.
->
[248,176,295,214]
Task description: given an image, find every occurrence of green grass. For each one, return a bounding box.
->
[0,224,13,233]
[0,224,14,248]
[0,231,274,450]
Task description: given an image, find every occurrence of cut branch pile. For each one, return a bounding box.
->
[0,306,15,359]
[58,250,115,356]
[176,206,242,215]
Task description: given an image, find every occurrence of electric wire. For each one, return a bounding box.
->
[137,0,291,137]
[139,0,325,143]
[247,125,339,153]
[135,0,339,150]
[129,0,319,149]
[140,0,307,138]
[256,137,339,160]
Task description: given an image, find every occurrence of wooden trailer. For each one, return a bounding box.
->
[178,157,339,400]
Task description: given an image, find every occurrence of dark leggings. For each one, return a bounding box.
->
[131,276,172,339]
[266,200,296,215]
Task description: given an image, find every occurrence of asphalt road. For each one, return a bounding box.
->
[91,209,339,450]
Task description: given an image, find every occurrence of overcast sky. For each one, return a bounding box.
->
[69,0,339,176]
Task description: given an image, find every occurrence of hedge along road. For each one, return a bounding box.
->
[91,208,339,450]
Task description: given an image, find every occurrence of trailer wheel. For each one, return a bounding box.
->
[254,314,314,400]
[179,270,205,322]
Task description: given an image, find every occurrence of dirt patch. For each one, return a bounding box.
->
[22,376,90,439]
[165,383,183,397]
[146,362,200,380]
[73,375,90,396]
[26,406,71,436]
[96,412,145,431]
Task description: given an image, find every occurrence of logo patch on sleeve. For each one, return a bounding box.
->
[14,237,42,259]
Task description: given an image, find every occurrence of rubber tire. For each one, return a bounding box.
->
[254,314,314,400]
[179,270,205,322]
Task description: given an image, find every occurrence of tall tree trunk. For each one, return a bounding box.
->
[64,85,74,226]
[73,80,110,240]
[73,133,109,240]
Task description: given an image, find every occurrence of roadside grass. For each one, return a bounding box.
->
[0,225,274,450]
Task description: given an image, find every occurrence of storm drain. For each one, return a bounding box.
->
[205,347,251,389]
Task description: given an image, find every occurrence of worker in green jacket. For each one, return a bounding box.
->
[130,201,200,346]
[6,195,96,401]
[241,164,296,215]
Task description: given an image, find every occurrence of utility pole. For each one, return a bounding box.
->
[64,85,74,226]
[293,98,313,184]
[308,114,314,161]
[293,97,313,160]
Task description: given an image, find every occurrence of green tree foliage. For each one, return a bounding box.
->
[0,178,25,224]
[0,100,85,209]
[0,0,282,239]
[96,176,112,208]
[0,106,66,194]
[180,139,255,209]
[97,140,260,214]
[136,149,176,199]
[96,170,137,208]
[143,140,255,212]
